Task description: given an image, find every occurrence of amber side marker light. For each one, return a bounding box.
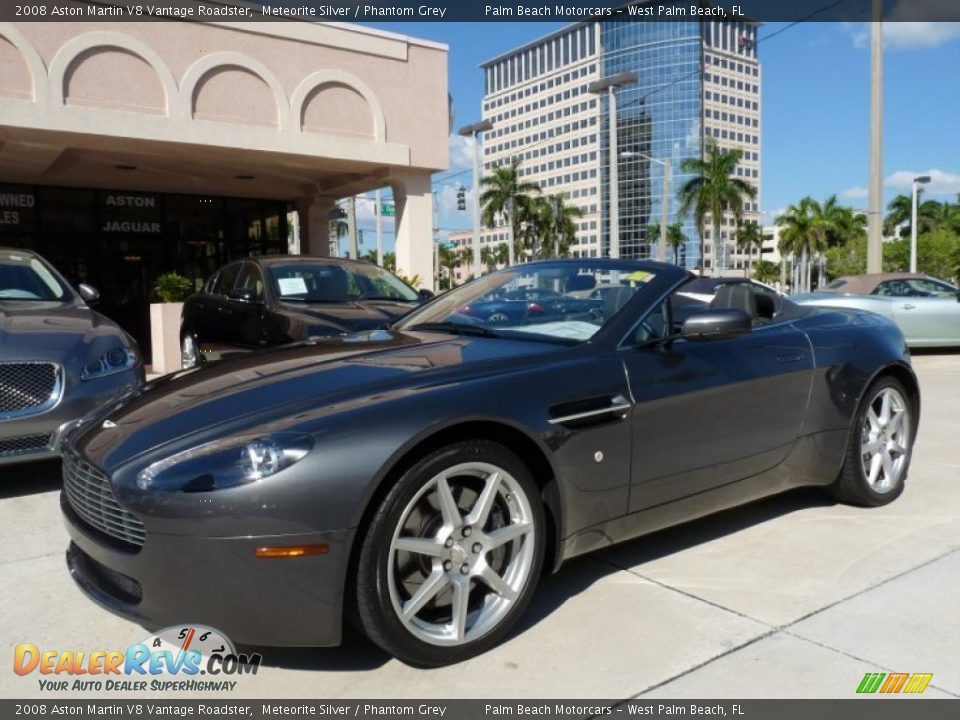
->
[256,544,329,558]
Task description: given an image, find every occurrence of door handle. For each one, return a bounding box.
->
[900,303,916,310]
[777,353,802,364]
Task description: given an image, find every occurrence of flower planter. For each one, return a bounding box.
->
[149,302,183,376]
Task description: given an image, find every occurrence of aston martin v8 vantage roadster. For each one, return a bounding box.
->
[60,260,919,667]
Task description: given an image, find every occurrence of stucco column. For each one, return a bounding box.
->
[295,193,336,256]
[391,171,434,290]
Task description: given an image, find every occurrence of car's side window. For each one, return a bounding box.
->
[236,264,265,300]
[213,264,241,296]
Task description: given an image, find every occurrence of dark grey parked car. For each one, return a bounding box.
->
[179,256,432,368]
[0,248,143,465]
[61,259,918,666]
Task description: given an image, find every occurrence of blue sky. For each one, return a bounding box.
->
[353,21,960,254]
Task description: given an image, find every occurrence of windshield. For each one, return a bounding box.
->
[0,251,70,301]
[395,260,659,343]
[268,262,418,303]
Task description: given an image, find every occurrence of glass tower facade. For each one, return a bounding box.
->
[599,19,703,266]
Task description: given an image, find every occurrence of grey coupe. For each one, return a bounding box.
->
[794,273,960,347]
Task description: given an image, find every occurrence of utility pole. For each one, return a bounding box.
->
[432,190,440,288]
[589,72,637,260]
[459,120,494,278]
[374,189,383,266]
[866,0,884,273]
[346,195,358,260]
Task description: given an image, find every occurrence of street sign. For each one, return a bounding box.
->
[380,203,395,216]
[440,242,456,250]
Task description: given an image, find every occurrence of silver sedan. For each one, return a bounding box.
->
[793,273,960,348]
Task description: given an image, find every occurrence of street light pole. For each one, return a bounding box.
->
[459,119,494,278]
[621,149,672,263]
[374,188,383,266]
[910,175,931,273]
[589,72,637,260]
[867,0,884,273]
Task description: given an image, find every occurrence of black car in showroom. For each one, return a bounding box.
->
[61,259,918,667]
[179,255,431,367]
[0,247,143,465]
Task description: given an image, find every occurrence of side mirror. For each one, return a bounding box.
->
[228,287,259,303]
[418,288,435,303]
[681,309,752,341]
[78,283,100,304]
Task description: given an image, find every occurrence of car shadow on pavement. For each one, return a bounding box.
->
[249,487,832,671]
[513,487,833,637]
[0,459,61,499]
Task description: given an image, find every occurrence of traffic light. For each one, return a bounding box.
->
[456,185,466,211]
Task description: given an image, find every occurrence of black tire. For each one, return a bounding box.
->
[355,440,545,667]
[829,375,915,507]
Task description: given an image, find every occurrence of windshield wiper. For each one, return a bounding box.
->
[408,322,501,338]
[361,295,412,301]
[279,297,345,304]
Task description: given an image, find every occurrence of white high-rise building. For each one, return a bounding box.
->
[458,8,762,276]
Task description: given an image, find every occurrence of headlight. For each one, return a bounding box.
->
[81,347,139,380]
[136,432,313,492]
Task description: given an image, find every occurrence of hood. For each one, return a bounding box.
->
[0,301,133,361]
[75,329,563,470]
[280,299,418,332]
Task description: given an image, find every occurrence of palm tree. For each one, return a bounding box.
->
[480,160,541,267]
[666,223,688,266]
[735,219,764,276]
[677,139,757,276]
[437,245,462,290]
[359,249,378,264]
[382,252,396,272]
[329,217,348,257]
[480,246,498,274]
[753,259,780,285]
[493,242,509,268]
[540,195,583,259]
[776,198,817,294]
[884,194,912,238]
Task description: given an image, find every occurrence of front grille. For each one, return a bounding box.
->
[68,543,143,604]
[63,451,146,548]
[0,433,52,457]
[0,362,61,419]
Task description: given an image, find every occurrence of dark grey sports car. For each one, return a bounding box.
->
[0,247,143,465]
[179,255,432,368]
[60,259,919,667]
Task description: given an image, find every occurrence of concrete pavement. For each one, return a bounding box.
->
[2,352,958,699]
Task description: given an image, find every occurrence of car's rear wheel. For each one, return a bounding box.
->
[830,376,914,506]
[180,332,200,369]
[355,440,544,666]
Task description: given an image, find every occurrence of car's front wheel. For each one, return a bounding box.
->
[831,376,915,506]
[355,440,544,666]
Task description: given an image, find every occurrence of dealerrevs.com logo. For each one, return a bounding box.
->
[14,625,261,692]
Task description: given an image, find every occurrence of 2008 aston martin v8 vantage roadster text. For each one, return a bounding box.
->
[60,260,919,667]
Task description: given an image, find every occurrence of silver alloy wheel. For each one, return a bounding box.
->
[387,461,536,647]
[181,335,198,369]
[860,386,911,493]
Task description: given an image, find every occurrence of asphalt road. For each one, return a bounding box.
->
[2,352,958,699]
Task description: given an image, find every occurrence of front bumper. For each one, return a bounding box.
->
[0,369,141,466]
[62,493,354,647]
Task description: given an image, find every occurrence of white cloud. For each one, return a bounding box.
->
[884,168,960,195]
[448,134,475,174]
[840,186,869,200]
[761,207,786,223]
[847,20,960,50]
